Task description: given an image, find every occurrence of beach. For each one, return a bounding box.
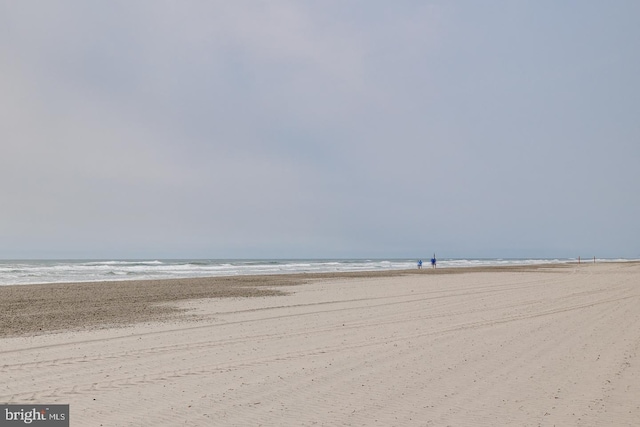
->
[1,262,639,426]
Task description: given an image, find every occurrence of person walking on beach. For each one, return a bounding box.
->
[418,260,423,269]
[431,254,436,268]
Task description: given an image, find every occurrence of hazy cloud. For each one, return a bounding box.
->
[1,1,638,259]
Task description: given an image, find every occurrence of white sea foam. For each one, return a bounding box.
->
[0,258,636,286]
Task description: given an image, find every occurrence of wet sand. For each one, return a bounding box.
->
[0,265,565,337]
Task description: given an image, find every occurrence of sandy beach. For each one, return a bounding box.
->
[1,262,639,426]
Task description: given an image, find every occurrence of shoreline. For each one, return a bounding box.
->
[5,257,635,287]
[0,263,583,338]
[2,262,639,425]
[2,262,630,338]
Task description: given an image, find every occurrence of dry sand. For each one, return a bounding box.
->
[1,262,639,426]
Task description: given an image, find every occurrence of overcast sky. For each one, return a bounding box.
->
[1,1,638,259]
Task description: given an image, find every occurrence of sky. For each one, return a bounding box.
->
[1,1,638,260]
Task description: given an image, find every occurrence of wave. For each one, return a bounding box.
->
[81,260,164,266]
[1,258,638,286]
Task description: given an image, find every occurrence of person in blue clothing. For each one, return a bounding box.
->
[418,260,423,269]
[430,255,436,268]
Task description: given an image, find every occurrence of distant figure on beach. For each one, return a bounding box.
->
[418,260,423,269]
[431,255,436,268]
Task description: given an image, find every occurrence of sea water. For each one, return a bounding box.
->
[0,258,633,286]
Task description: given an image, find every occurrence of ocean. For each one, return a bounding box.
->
[1,258,632,286]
